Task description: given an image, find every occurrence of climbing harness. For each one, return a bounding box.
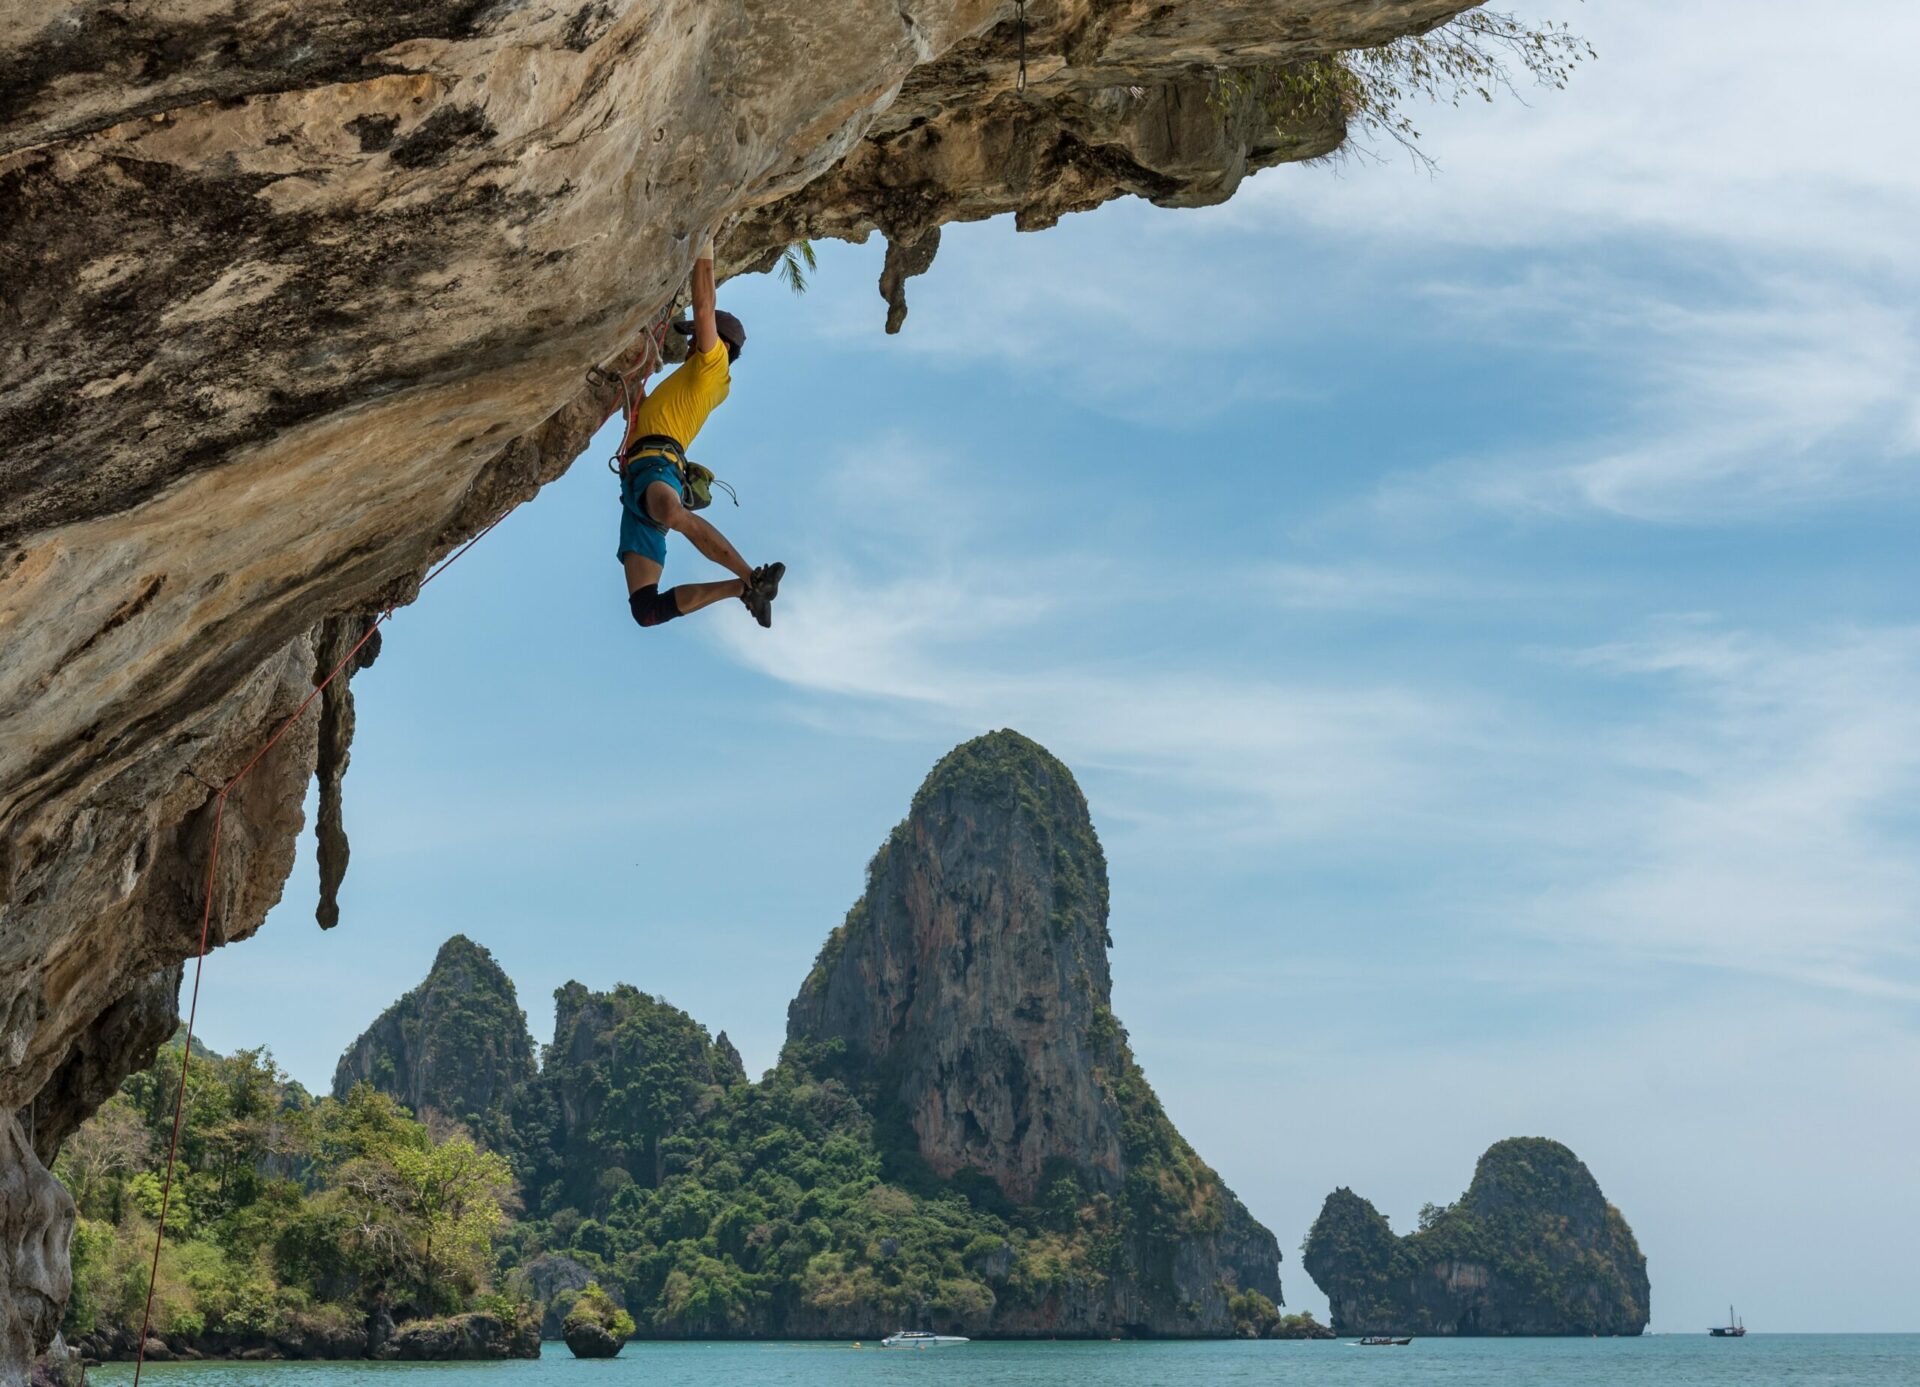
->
[620,433,737,511]
[1015,0,1028,92]
[130,504,514,1387]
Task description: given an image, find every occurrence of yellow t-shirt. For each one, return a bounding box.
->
[623,340,731,453]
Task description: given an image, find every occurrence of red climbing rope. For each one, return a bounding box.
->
[130,503,514,1384]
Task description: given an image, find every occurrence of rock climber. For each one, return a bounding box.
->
[611,235,784,629]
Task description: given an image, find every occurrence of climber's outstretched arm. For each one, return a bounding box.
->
[691,236,719,356]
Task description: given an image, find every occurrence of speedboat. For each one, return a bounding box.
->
[880,1331,970,1348]
[1356,1335,1412,1346]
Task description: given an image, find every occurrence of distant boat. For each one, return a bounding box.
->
[880,1331,969,1348]
[1356,1336,1413,1346]
[1709,1305,1746,1337]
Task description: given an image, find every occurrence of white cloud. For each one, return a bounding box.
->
[711,425,1920,1006]
[1534,618,1920,1000]
[1348,270,1920,526]
[1236,1,1920,268]
[1255,1,1920,525]
[1248,559,1541,611]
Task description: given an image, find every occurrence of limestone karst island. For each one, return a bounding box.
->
[5,0,1913,1384]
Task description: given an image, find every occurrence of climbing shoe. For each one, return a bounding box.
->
[742,561,785,629]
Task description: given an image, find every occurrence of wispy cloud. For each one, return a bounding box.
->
[1533,618,1920,1000]
[711,426,1920,1005]
[1352,268,1920,526]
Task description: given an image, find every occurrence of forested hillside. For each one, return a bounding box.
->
[57,1039,534,1361]
[59,734,1297,1352]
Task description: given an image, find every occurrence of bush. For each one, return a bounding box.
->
[563,1282,635,1340]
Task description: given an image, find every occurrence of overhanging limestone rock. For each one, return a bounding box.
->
[0,1,1476,1369]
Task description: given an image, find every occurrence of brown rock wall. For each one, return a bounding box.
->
[0,1,1475,1370]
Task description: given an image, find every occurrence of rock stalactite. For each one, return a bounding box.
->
[0,1117,72,1382]
[879,227,942,333]
[1,1,1479,1370]
[313,615,382,930]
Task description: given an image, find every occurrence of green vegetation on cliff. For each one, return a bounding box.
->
[332,934,537,1152]
[500,1023,1239,1336]
[58,976,1266,1345]
[1303,1137,1649,1337]
[60,732,1281,1346]
[508,981,744,1216]
[57,1038,522,1357]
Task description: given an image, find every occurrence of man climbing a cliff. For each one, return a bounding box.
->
[611,236,784,630]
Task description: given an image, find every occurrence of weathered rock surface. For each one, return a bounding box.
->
[374,1310,539,1361]
[507,1254,603,1340]
[0,1122,71,1387]
[1302,1137,1650,1337]
[561,1322,621,1359]
[331,933,536,1145]
[789,729,1282,1334]
[2,0,1478,1372]
[790,730,1121,1202]
[26,1333,81,1387]
[71,1310,372,1364]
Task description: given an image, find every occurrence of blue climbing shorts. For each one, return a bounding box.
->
[617,456,685,567]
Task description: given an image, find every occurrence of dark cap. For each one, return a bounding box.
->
[673,310,746,360]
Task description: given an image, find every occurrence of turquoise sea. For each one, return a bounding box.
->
[93,1336,1920,1387]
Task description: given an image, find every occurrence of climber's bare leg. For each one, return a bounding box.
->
[646,480,752,584]
[668,578,749,615]
[623,552,666,598]
[623,549,745,622]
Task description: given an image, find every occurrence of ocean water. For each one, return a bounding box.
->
[91,1335,1920,1387]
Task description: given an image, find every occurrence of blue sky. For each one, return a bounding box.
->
[201,1,1919,1333]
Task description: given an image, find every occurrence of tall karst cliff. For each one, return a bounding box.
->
[1303,1137,1650,1337]
[786,730,1282,1334]
[2,1,1484,1375]
[331,934,537,1148]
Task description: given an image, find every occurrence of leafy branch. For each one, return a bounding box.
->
[1266,8,1595,170]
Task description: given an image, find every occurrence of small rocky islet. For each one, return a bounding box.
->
[1303,1137,1650,1337]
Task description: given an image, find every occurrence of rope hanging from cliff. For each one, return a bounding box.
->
[130,503,516,1386]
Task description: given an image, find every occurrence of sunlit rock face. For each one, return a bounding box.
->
[788,730,1284,1333]
[0,0,1472,1369]
[789,731,1123,1204]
